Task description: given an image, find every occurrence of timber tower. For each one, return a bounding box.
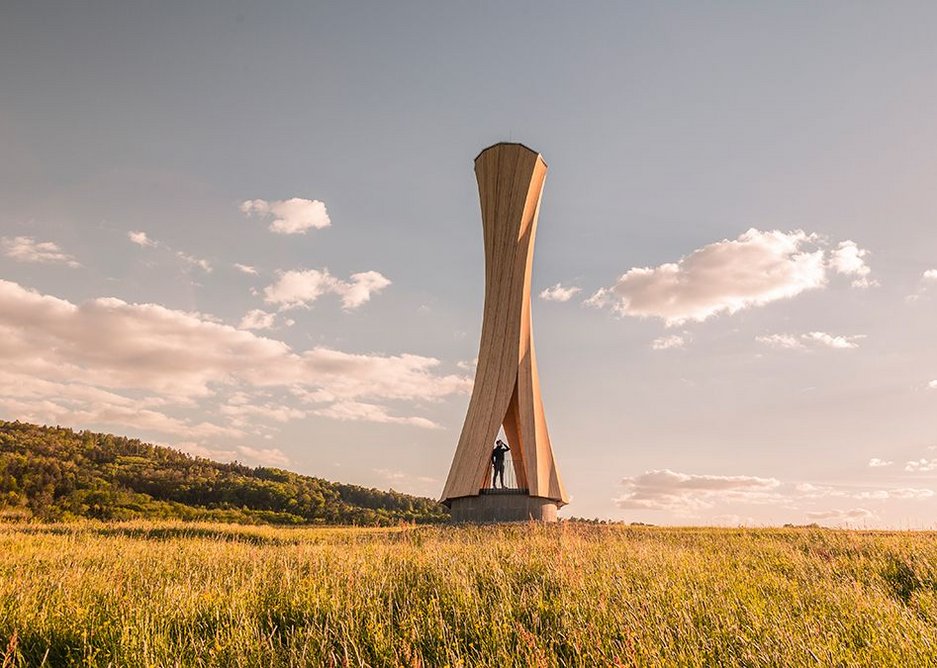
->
[442,142,569,522]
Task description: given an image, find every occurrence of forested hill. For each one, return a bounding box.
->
[0,420,448,525]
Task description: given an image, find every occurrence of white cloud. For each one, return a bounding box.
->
[614,469,782,513]
[883,488,935,499]
[801,331,864,349]
[240,198,331,235]
[175,251,212,273]
[868,458,893,468]
[373,468,407,482]
[795,481,933,500]
[291,349,470,402]
[905,269,937,302]
[849,490,890,500]
[843,488,933,500]
[587,229,872,325]
[927,380,937,390]
[710,514,756,527]
[829,241,875,288]
[235,445,290,466]
[756,334,805,350]
[263,268,390,310]
[372,468,438,496]
[0,279,288,397]
[125,231,210,272]
[0,279,470,437]
[173,441,289,466]
[794,482,835,498]
[219,400,306,426]
[757,331,864,350]
[234,263,258,275]
[336,271,391,309]
[805,508,875,525]
[172,441,233,460]
[457,358,478,371]
[615,468,934,520]
[905,458,937,472]
[238,309,277,331]
[2,236,80,267]
[313,401,441,429]
[539,283,581,302]
[128,231,156,247]
[0,371,242,441]
[651,335,686,350]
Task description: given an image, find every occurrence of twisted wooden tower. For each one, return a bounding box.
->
[442,142,569,522]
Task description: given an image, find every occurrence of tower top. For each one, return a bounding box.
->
[474,141,547,166]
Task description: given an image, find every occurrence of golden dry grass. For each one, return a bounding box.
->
[1,521,936,667]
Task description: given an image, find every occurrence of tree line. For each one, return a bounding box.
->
[0,420,449,525]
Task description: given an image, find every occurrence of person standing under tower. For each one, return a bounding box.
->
[491,439,510,488]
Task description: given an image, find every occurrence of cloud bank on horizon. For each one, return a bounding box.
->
[615,469,934,526]
[0,280,470,408]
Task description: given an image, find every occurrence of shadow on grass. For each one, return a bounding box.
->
[3,628,88,667]
[881,554,931,604]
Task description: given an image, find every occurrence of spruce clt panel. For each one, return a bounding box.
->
[442,143,569,507]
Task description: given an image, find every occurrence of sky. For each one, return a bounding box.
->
[3,2,937,527]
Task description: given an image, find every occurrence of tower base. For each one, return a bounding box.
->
[448,491,558,523]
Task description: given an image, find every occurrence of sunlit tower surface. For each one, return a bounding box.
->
[442,142,569,522]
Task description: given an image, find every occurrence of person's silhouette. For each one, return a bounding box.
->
[491,439,510,488]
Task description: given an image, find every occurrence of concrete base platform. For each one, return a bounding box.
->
[448,491,558,523]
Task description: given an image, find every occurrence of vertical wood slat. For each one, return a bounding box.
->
[441,143,568,507]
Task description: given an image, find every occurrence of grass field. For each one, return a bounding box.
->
[1,522,936,667]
